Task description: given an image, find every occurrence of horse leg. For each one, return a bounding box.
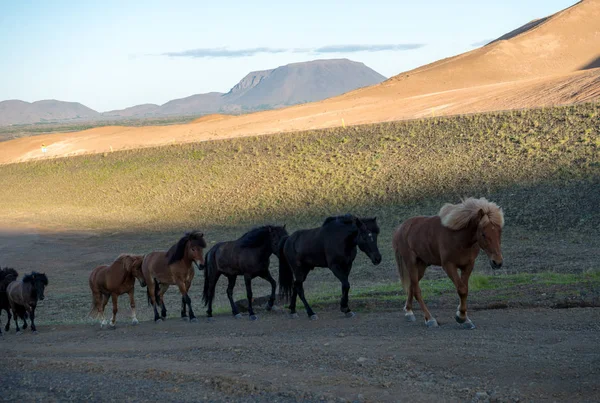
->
[5,308,11,332]
[159,283,169,319]
[181,278,193,320]
[176,280,196,322]
[129,289,139,325]
[100,293,109,328]
[446,263,475,329]
[244,274,257,321]
[409,262,437,327]
[225,275,241,318]
[108,294,118,328]
[294,270,316,320]
[206,271,222,319]
[330,265,354,317]
[260,271,277,311]
[12,307,20,333]
[29,306,37,333]
[147,278,161,323]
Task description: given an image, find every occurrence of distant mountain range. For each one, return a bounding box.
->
[0,58,386,126]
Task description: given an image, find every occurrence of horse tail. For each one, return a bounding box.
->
[393,226,410,294]
[147,279,159,306]
[202,245,219,307]
[278,237,294,302]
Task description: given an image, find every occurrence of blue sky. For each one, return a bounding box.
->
[0,0,577,112]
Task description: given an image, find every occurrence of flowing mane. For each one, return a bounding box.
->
[439,197,504,230]
[323,214,355,227]
[22,271,49,285]
[238,226,273,248]
[167,231,206,265]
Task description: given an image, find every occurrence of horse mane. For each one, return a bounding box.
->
[0,267,19,290]
[167,231,206,265]
[238,226,273,248]
[323,214,355,227]
[439,197,504,230]
[22,271,49,285]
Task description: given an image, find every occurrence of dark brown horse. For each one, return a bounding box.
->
[88,253,146,328]
[142,231,206,322]
[279,214,382,319]
[0,267,19,335]
[202,225,288,320]
[392,197,504,329]
[7,271,49,333]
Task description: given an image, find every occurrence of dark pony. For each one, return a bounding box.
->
[7,271,49,333]
[142,230,207,322]
[202,224,288,320]
[0,267,19,334]
[279,214,382,319]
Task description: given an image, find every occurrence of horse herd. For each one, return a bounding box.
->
[0,197,504,335]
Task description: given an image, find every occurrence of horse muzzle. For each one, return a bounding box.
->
[490,259,503,270]
[371,253,382,266]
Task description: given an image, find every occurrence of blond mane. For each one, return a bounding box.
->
[439,197,504,230]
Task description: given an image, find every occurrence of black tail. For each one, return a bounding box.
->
[202,244,220,307]
[278,236,294,302]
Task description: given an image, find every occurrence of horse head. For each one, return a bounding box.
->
[122,254,146,287]
[24,271,48,301]
[355,217,382,265]
[186,231,207,265]
[475,209,504,269]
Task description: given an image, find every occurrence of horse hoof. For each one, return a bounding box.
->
[309,314,319,321]
[131,319,139,326]
[206,317,215,323]
[289,313,299,319]
[345,311,356,318]
[234,313,243,319]
[181,317,189,322]
[190,317,198,323]
[32,330,38,335]
[405,313,416,322]
[425,319,439,328]
[154,318,163,323]
[265,305,273,312]
[249,315,258,321]
[459,319,476,329]
[16,331,22,335]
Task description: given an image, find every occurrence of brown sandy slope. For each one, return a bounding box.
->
[1,0,599,164]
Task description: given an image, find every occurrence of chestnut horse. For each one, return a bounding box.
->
[88,253,146,328]
[142,231,206,322]
[392,197,504,329]
[0,267,19,334]
[7,271,49,333]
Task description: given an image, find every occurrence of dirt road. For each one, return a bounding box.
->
[1,307,599,402]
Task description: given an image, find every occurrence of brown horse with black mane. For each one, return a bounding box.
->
[88,253,146,328]
[142,231,206,323]
[393,197,504,329]
[7,271,49,333]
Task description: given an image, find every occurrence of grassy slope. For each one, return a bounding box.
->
[0,102,598,232]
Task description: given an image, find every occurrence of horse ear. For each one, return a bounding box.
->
[283,224,286,230]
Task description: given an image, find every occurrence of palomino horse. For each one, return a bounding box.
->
[88,253,146,328]
[7,271,49,333]
[142,231,206,322]
[279,214,382,319]
[0,267,19,334]
[392,197,504,329]
[202,225,288,320]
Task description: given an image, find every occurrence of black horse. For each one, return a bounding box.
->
[7,271,48,333]
[0,267,19,334]
[202,225,289,320]
[278,214,382,319]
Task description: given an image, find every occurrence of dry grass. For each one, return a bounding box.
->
[0,102,598,233]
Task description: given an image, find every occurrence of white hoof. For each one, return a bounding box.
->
[249,315,258,321]
[309,314,319,321]
[405,312,416,322]
[289,313,299,319]
[190,317,199,323]
[131,318,139,326]
[234,313,243,319]
[345,311,356,318]
[425,318,439,328]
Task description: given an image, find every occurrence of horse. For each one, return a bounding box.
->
[7,271,49,333]
[392,197,504,329]
[88,253,146,328]
[278,214,382,319]
[142,230,206,322]
[202,224,289,320]
[0,267,19,335]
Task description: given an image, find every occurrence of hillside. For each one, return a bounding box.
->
[0,59,387,125]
